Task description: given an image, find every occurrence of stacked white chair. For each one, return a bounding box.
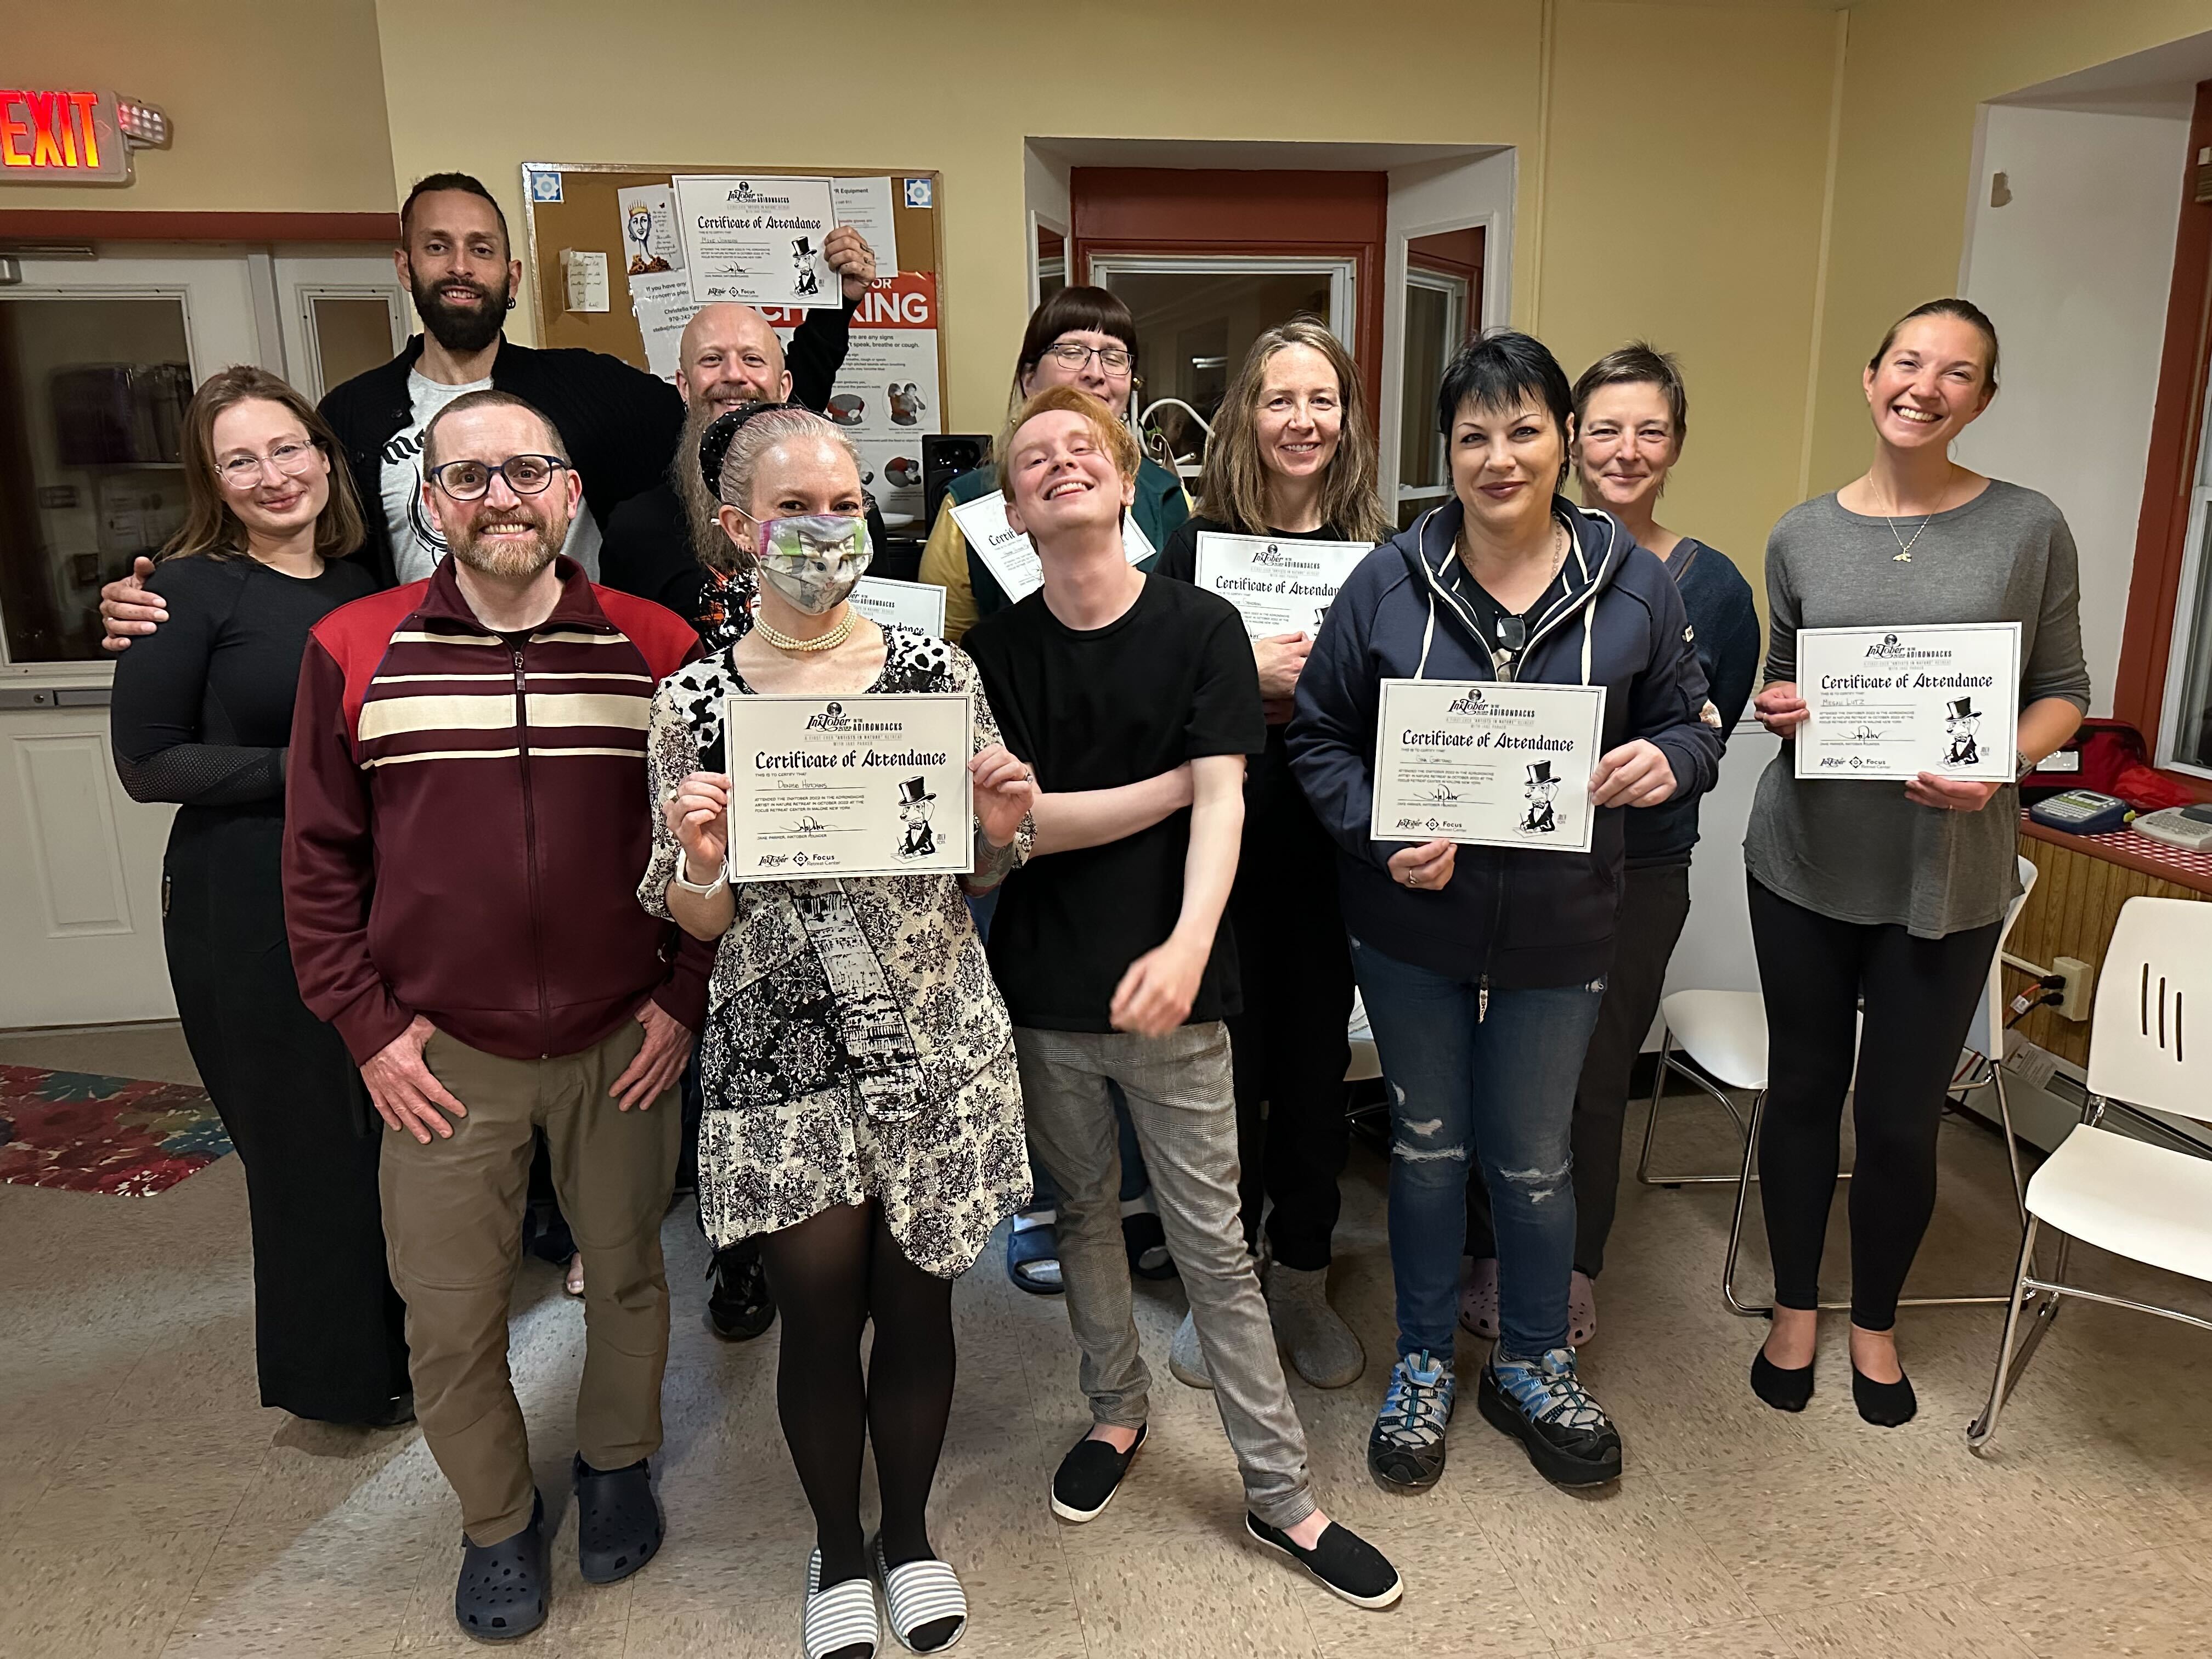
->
[1967,895,2212,1454]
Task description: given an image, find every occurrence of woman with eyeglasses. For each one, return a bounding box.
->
[918,285,1188,645]
[917,286,1189,1298]
[108,365,411,1429]
[645,403,1033,1658]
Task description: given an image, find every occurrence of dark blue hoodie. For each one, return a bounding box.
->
[1285,496,1721,989]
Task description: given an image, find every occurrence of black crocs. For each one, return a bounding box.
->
[575,1455,662,1584]
[455,1492,549,1643]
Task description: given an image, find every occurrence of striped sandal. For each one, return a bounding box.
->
[872,1537,968,1654]
[803,1549,880,1659]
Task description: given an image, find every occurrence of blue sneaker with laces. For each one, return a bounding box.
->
[1367,1350,1455,1492]
[1478,1345,1622,1487]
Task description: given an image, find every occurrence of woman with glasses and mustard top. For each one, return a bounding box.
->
[1745,298,2088,1426]
[108,365,411,1429]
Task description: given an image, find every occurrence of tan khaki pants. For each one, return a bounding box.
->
[380,1018,681,1545]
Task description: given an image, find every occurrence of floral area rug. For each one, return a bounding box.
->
[0,1064,231,1195]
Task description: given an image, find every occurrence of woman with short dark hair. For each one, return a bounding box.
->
[1460,342,1759,1348]
[1745,298,2088,1426]
[109,364,408,1427]
[1288,330,1721,1494]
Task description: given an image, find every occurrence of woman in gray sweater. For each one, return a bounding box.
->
[1744,299,2088,1426]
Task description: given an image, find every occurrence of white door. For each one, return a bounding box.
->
[0,251,265,1027]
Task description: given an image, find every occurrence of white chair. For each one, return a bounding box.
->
[1967,896,2212,1454]
[1346,989,1381,1084]
[1640,856,2039,1314]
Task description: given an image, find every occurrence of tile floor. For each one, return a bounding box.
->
[1,1023,2208,1658]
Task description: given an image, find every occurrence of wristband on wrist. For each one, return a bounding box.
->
[673,860,727,896]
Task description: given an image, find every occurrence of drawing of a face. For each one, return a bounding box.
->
[628,206,652,256]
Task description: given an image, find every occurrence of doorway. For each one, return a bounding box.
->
[0,245,407,1027]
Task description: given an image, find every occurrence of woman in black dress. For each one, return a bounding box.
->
[111,365,409,1426]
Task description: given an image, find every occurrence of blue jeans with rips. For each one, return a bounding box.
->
[1350,935,1606,1363]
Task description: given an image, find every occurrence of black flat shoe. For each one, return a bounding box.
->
[1851,1363,1917,1427]
[1050,1424,1146,1522]
[705,1242,777,1341]
[574,1455,662,1584]
[1750,1348,1814,1413]
[1245,1513,1403,1610]
[455,1492,548,1643]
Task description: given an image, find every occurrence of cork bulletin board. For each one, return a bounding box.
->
[517,160,944,390]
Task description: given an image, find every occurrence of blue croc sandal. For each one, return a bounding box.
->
[455,1492,549,1643]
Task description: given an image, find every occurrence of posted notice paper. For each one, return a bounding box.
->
[723,692,974,882]
[1370,679,1609,854]
[629,269,698,384]
[1793,622,2021,783]
[1193,531,1370,638]
[674,174,839,310]
[947,490,1154,605]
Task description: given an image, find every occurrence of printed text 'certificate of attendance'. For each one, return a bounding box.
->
[1793,622,2020,783]
[724,693,974,882]
[1370,679,1609,855]
[1193,532,1370,638]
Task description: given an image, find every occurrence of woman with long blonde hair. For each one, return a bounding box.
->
[109,365,410,1427]
[1155,319,1390,1394]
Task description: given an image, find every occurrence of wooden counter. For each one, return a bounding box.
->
[2007,814,2210,1068]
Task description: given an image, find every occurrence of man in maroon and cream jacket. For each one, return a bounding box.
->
[284,388,704,1641]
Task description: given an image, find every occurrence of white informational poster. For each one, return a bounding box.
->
[1793,623,2021,783]
[849,575,947,637]
[831,176,900,276]
[1370,679,1609,854]
[947,489,1154,606]
[673,174,840,309]
[723,692,974,882]
[616,184,684,275]
[1193,532,1371,639]
[766,274,941,525]
[628,270,697,385]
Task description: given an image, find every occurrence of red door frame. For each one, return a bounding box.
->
[2114,81,2212,799]
[1070,168,1386,426]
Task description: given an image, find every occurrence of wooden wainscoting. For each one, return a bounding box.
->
[2010,836,2208,1068]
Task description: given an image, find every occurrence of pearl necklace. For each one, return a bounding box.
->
[754,607,856,653]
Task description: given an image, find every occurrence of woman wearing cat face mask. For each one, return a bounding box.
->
[643,402,1033,1658]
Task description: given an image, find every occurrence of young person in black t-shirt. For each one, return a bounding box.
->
[1153,319,1393,1395]
[963,387,1401,1611]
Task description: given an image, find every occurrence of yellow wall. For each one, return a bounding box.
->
[1807,0,2212,496]
[2,0,396,214]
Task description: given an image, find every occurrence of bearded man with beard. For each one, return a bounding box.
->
[283,388,711,1643]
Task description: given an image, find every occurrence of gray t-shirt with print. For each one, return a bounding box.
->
[1743,479,2091,938]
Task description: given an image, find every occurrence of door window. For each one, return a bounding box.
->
[0,295,194,663]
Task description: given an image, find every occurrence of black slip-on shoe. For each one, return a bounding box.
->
[574,1455,662,1584]
[1750,1348,1814,1413]
[1245,1513,1404,1610]
[1852,1363,1917,1427]
[1049,1424,1146,1522]
[455,1492,549,1643]
[704,1243,777,1341]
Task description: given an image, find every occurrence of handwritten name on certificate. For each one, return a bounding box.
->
[1193,532,1370,638]
[849,575,947,637]
[1370,679,1608,854]
[724,692,974,882]
[947,489,1153,605]
[1794,622,2021,783]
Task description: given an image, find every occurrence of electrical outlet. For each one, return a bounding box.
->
[2053,955,2094,1020]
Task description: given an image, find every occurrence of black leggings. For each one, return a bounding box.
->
[1748,877,2001,1330]
[757,1202,955,1595]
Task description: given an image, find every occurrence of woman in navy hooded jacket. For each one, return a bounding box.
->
[1286,332,1719,1496]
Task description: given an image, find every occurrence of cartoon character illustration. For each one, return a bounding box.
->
[624,205,670,275]
[1521,759,1560,834]
[895,776,938,860]
[1943,696,1982,767]
[826,393,866,427]
[889,382,929,426]
[791,236,822,297]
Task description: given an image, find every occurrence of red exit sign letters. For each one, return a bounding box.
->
[0,89,128,183]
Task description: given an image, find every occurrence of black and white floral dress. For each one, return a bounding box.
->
[639,625,1030,1277]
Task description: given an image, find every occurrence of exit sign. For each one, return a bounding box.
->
[0,89,129,183]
